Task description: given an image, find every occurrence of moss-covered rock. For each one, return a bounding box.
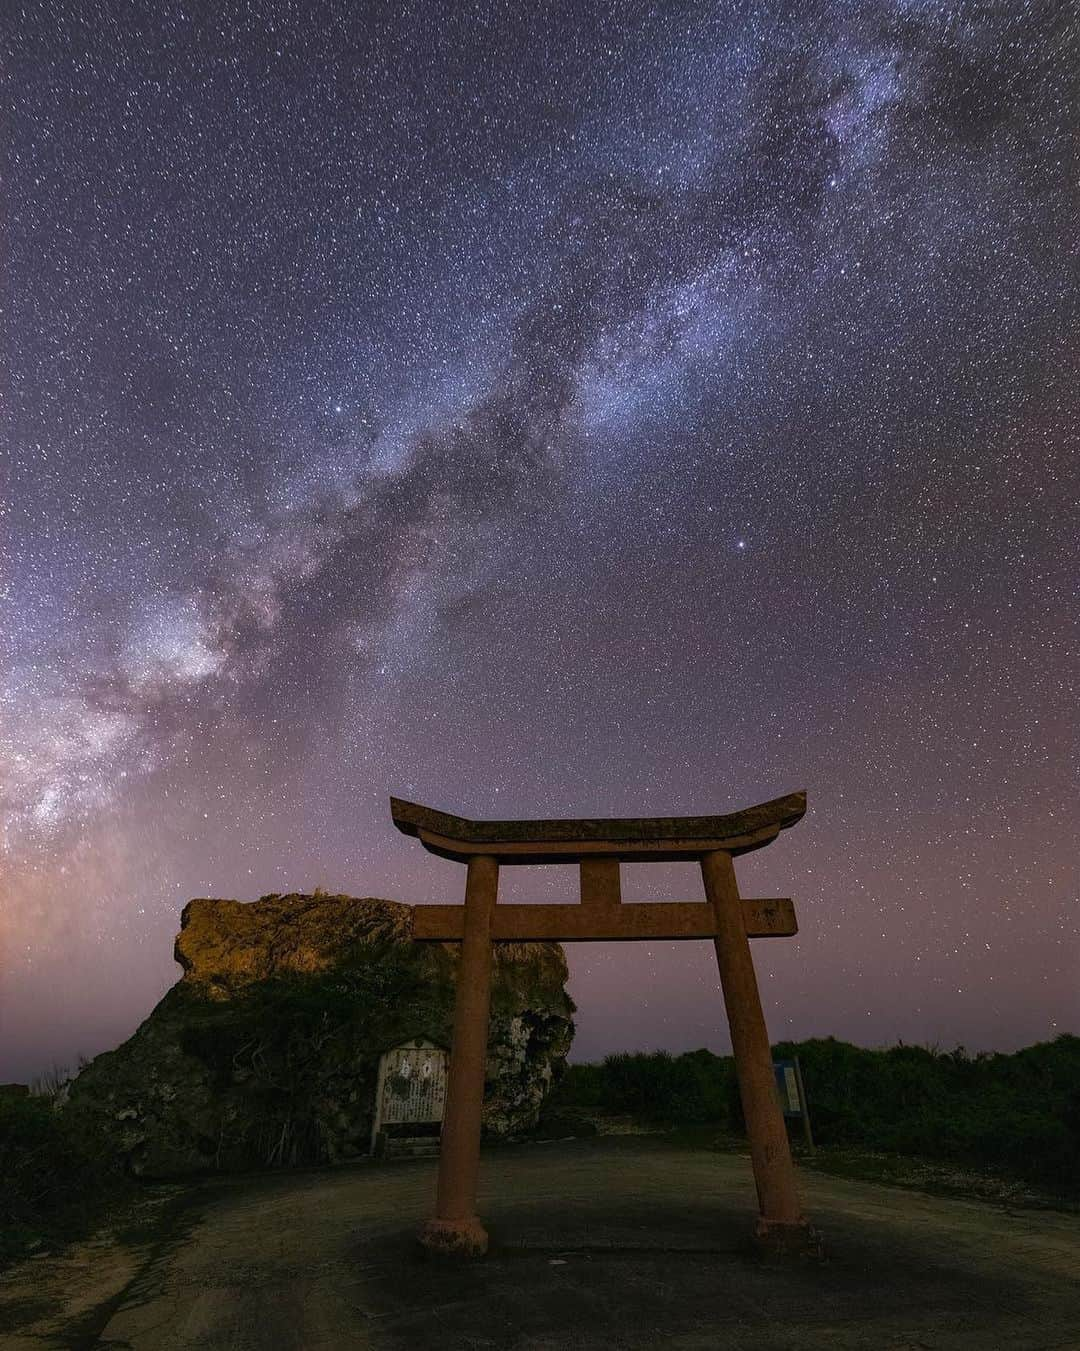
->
[70,894,574,1175]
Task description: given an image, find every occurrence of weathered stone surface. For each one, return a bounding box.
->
[69,894,574,1176]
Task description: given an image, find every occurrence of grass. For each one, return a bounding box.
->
[541,1035,1080,1201]
[797,1146,1077,1209]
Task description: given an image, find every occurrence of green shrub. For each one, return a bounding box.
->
[547,1035,1080,1196]
[0,1093,130,1265]
[548,1049,741,1128]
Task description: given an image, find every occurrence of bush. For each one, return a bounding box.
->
[0,1092,131,1265]
[546,1035,1080,1196]
[775,1035,1080,1193]
[548,1049,741,1129]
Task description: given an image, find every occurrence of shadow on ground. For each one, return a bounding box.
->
[352,1182,1032,1350]
[2,1138,1077,1350]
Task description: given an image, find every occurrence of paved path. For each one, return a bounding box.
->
[3,1138,1079,1349]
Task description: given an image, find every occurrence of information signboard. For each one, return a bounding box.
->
[772,1056,814,1151]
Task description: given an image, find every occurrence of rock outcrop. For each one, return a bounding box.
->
[70,894,575,1175]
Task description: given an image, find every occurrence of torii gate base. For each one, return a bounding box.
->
[391,792,823,1260]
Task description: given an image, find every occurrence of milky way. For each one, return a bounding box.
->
[3,1,1078,1080]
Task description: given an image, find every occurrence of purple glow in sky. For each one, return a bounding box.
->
[2,0,1078,1081]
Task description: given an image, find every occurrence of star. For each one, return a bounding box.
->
[1,0,1075,1079]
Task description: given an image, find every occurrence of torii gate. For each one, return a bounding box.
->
[391,790,820,1258]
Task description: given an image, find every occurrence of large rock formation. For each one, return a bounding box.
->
[70,894,575,1175]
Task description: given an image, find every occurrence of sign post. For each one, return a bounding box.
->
[773,1055,815,1154]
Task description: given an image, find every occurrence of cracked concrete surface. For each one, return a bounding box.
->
[2,1138,1078,1349]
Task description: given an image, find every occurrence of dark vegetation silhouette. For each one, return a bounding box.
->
[0,1089,132,1265]
[542,1035,1080,1196]
[2,1034,1077,1268]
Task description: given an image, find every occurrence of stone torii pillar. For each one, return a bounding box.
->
[391,791,821,1258]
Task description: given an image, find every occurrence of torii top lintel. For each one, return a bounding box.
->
[389,790,806,865]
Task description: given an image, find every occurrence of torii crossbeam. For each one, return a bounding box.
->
[391,790,821,1258]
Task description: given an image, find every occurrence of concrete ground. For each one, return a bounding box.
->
[2,1137,1078,1350]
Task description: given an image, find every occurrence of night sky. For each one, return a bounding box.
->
[3,2,1078,1083]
